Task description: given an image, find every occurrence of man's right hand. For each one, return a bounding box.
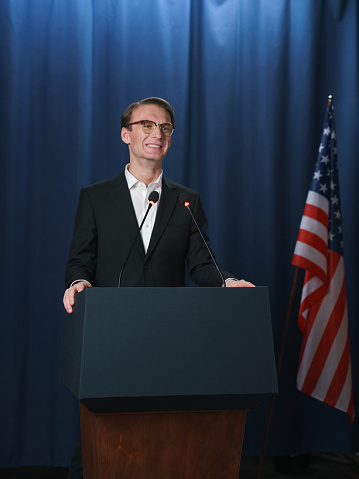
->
[63,281,91,314]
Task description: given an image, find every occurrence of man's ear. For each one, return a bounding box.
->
[121,127,130,145]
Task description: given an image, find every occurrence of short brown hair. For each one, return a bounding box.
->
[121,97,175,129]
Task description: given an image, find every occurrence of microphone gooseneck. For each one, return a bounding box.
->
[118,190,159,287]
[179,193,226,287]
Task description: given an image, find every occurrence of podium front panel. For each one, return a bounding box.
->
[60,287,277,412]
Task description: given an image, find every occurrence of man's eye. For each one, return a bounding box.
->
[142,122,153,128]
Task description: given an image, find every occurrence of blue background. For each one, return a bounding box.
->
[1,0,358,466]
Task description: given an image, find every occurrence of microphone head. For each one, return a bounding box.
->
[148,190,159,204]
[179,193,190,207]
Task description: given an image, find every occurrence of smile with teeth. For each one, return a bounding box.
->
[146,144,162,149]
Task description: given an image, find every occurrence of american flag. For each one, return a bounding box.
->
[292,100,354,423]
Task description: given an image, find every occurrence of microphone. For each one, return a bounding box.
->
[179,193,226,287]
[118,190,159,287]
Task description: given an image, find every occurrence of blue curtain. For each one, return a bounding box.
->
[1,0,358,467]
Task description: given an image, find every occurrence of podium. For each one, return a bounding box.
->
[60,287,277,478]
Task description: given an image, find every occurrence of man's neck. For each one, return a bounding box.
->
[127,162,162,187]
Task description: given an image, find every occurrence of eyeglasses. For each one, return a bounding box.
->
[124,120,175,137]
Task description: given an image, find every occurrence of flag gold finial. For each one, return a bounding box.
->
[328,95,334,106]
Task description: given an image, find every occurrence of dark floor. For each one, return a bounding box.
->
[240,454,359,478]
[1,454,358,478]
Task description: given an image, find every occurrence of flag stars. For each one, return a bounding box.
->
[319,183,329,194]
[307,110,344,256]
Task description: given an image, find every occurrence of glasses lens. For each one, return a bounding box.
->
[160,123,173,136]
[141,121,155,133]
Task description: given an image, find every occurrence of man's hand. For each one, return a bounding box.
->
[63,281,91,314]
[226,279,255,287]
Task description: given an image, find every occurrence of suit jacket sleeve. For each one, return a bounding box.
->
[65,187,98,287]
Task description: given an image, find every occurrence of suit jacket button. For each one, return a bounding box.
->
[144,265,150,270]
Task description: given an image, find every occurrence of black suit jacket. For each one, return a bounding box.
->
[65,171,233,288]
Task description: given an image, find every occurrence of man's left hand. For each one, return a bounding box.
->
[226,279,255,287]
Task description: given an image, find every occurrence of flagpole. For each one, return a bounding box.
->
[256,265,300,479]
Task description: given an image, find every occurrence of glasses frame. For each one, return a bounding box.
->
[124,120,175,137]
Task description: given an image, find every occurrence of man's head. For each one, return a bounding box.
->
[121,97,175,130]
[121,98,175,170]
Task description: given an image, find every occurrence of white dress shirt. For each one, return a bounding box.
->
[124,164,162,254]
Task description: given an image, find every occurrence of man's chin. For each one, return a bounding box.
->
[144,154,166,163]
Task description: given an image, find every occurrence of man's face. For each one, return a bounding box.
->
[121,104,172,166]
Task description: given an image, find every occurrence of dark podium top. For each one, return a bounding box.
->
[60,287,277,413]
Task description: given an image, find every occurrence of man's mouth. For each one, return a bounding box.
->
[146,143,162,149]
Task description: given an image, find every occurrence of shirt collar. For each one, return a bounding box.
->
[125,163,163,190]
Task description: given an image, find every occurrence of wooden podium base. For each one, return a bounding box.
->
[80,403,247,479]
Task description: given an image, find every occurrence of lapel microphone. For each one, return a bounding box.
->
[179,193,226,287]
[118,190,159,287]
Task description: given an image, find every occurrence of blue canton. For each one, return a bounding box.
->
[309,105,344,255]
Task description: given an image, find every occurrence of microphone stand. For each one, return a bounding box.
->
[181,195,226,287]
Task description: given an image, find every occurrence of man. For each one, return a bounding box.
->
[64,97,253,313]
[63,97,254,478]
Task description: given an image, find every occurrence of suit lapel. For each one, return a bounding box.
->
[109,172,146,257]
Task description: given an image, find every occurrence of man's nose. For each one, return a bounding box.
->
[152,124,164,137]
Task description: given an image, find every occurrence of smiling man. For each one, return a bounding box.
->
[63,97,253,316]
[121,101,172,173]
[63,97,254,478]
